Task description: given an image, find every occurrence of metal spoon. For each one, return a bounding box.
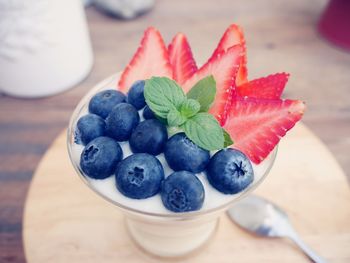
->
[227,195,327,263]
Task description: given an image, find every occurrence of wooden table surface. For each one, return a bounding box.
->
[1,1,349,262]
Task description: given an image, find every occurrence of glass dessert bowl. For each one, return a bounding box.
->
[66,23,305,258]
[67,74,278,258]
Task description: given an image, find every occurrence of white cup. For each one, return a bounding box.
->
[0,0,93,98]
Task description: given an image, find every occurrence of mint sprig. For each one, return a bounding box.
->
[144,76,233,151]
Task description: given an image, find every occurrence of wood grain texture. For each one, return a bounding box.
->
[23,124,350,262]
[1,0,350,262]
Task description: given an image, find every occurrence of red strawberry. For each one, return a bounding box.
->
[208,24,248,86]
[118,27,173,92]
[183,45,243,125]
[237,73,290,99]
[168,33,198,85]
[224,97,305,164]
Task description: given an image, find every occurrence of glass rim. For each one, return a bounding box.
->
[67,73,278,220]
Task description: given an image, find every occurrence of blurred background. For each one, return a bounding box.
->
[0,0,349,262]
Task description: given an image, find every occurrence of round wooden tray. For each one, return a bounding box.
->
[23,123,350,262]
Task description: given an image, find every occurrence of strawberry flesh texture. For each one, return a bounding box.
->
[208,24,248,86]
[224,97,305,164]
[118,27,173,92]
[183,45,243,125]
[237,73,289,99]
[168,33,198,85]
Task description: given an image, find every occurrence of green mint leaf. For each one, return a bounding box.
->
[182,112,224,151]
[144,77,186,119]
[180,99,200,118]
[167,109,187,127]
[223,129,234,147]
[186,75,216,112]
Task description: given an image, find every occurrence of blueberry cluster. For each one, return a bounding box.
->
[75,80,254,213]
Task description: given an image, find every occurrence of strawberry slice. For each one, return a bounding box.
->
[224,97,305,164]
[183,45,243,125]
[237,73,290,99]
[168,33,198,85]
[208,24,248,86]
[118,27,173,92]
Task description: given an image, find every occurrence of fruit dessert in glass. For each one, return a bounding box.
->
[67,25,305,257]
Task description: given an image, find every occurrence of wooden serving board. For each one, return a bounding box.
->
[23,123,350,263]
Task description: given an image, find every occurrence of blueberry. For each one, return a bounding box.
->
[142,105,155,119]
[75,114,105,145]
[161,171,204,212]
[89,89,126,119]
[115,153,164,199]
[206,148,254,194]
[106,103,140,141]
[127,80,146,110]
[164,133,210,173]
[80,137,123,179]
[129,119,168,155]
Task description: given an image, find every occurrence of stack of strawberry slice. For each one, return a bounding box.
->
[118,25,305,164]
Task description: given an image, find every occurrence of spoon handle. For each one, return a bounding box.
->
[288,233,327,263]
